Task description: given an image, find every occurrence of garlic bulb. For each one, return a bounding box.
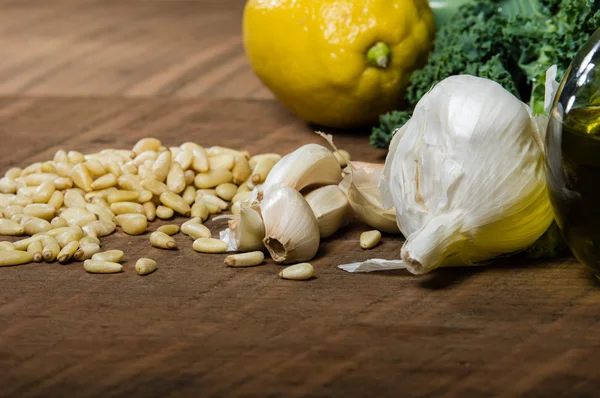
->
[304,185,350,238]
[338,162,400,234]
[253,144,342,201]
[261,186,320,263]
[342,74,553,275]
[219,205,265,252]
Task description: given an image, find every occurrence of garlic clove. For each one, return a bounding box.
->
[304,185,350,238]
[256,143,342,201]
[339,162,400,234]
[260,187,320,264]
[218,205,265,252]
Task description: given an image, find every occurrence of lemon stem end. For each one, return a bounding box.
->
[366,42,391,69]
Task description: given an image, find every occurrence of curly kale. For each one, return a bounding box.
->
[370,0,600,148]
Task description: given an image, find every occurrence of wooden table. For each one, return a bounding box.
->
[1,1,599,397]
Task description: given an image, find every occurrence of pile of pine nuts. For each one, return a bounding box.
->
[0,138,287,276]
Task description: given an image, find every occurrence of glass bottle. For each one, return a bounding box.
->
[546,28,600,277]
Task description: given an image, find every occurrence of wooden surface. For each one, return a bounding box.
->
[1,1,600,397]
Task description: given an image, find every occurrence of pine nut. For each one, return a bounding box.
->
[17,186,37,198]
[79,236,101,247]
[85,188,117,202]
[43,241,60,262]
[143,201,156,221]
[206,203,221,215]
[83,259,123,274]
[13,236,41,251]
[149,231,177,249]
[11,213,25,224]
[224,251,264,267]
[92,250,124,263]
[0,219,24,235]
[174,149,193,171]
[91,173,117,190]
[64,189,87,208]
[27,241,43,262]
[132,137,161,156]
[135,258,158,276]
[191,201,209,221]
[71,164,93,192]
[231,191,251,204]
[196,189,216,197]
[141,179,168,196]
[4,205,23,219]
[156,205,174,220]
[50,216,69,229]
[207,146,243,157]
[192,238,227,253]
[74,242,101,261]
[279,263,314,280]
[183,223,211,239]
[215,183,237,201]
[116,213,147,235]
[55,162,73,178]
[251,158,277,183]
[24,204,55,221]
[237,183,251,193]
[56,226,84,248]
[48,190,64,210]
[167,162,186,194]
[191,147,209,173]
[0,251,33,266]
[152,151,171,182]
[67,150,85,164]
[85,159,107,177]
[133,150,158,167]
[360,230,381,249]
[0,241,16,251]
[61,208,97,227]
[202,194,228,210]
[120,161,138,175]
[157,224,179,235]
[9,194,32,206]
[0,177,17,194]
[194,169,233,189]
[208,154,235,171]
[118,174,142,191]
[106,161,123,178]
[184,170,195,186]
[182,186,196,205]
[23,173,59,186]
[23,217,51,235]
[86,203,115,224]
[159,192,191,216]
[58,241,79,263]
[83,220,116,238]
[31,181,54,203]
[110,201,144,215]
[232,155,252,185]
[107,190,139,204]
[40,161,57,174]
[53,177,73,190]
[249,153,281,169]
[137,190,153,203]
[22,163,42,176]
[5,168,22,179]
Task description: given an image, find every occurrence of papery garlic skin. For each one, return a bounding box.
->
[261,186,320,264]
[339,162,400,234]
[378,75,553,275]
[256,144,342,200]
[305,185,350,238]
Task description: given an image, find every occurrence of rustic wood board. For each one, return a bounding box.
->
[0,96,599,398]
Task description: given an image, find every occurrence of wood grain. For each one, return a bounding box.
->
[0,0,272,99]
[0,97,599,398]
[1,1,600,397]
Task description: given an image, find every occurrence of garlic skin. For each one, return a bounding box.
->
[338,162,400,234]
[260,186,320,264]
[304,185,350,238]
[255,144,342,200]
[376,75,553,274]
[219,205,265,252]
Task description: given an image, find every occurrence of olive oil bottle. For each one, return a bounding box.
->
[547,107,600,275]
[545,27,600,278]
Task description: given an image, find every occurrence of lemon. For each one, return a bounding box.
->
[243,0,435,128]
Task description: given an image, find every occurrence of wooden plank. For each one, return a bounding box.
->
[0,96,598,397]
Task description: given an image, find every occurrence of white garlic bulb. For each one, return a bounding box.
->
[305,185,350,238]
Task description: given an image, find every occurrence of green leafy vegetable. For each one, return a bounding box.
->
[370,0,600,148]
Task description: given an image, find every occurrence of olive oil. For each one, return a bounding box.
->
[548,106,600,276]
